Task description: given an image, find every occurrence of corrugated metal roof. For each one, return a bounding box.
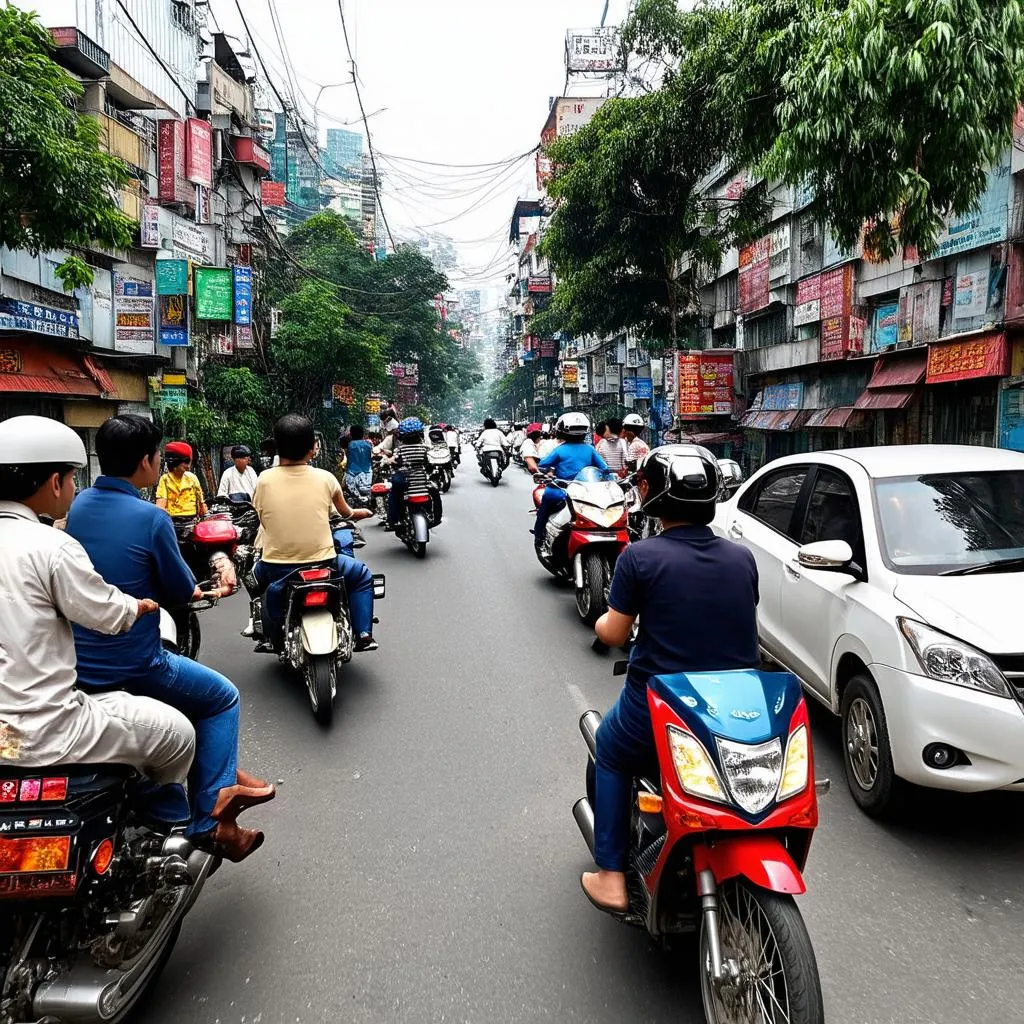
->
[867,350,927,389]
[81,355,116,396]
[854,387,917,410]
[805,408,832,428]
[822,407,860,429]
[0,374,89,395]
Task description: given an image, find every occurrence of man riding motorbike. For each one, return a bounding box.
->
[476,418,510,469]
[217,444,257,502]
[0,417,196,827]
[622,412,650,472]
[580,445,760,913]
[252,414,378,653]
[532,413,612,551]
[383,417,434,528]
[67,415,275,862]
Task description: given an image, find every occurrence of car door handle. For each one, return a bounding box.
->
[785,560,802,580]
[728,522,743,539]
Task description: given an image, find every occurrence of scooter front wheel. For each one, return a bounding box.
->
[700,880,823,1024]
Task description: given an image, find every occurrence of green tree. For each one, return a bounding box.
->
[0,6,136,290]
[626,0,1024,260]
[488,365,534,421]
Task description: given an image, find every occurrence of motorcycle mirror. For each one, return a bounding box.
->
[613,660,628,677]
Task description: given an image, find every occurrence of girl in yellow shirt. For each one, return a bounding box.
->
[156,441,208,521]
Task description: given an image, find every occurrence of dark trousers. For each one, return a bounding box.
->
[388,470,408,526]
[593,683,659,872]
[533,489,565,548]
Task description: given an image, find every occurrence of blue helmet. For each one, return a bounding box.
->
[398,416,424,437]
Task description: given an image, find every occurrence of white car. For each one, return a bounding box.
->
[713,444,1024,816]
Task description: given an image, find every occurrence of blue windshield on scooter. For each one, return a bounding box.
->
[575,466,606,484]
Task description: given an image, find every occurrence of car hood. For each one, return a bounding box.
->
[893,574,1024,654]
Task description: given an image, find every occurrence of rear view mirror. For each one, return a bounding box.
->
[797,540,854,571]
[717,459,744,488]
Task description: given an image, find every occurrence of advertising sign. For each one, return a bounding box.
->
[566,28,622,72]
[759,383,805,411]
[678,351,735,416]
[332,384,355,405]
[739,262,770,314]
[562,360,580,388]
[552,97,607,139]
[261,181,286,208]
[898,280,942,345]
[0,299,79,339]
[818,266,856,360]
[932,156,1011,260]
[954,272,989,319]
[170,214,214,261]
[112,272,154,354]
[926,333,1009,384]
[235,324,254,350]
[156,259,189,296]
[605,362,621,389]
[232,266,253,325]
[622,376,637,396]
[185,118,213,187]
[870,303,900,352]
[794,275,821,326]
[577,360,590,394]
[211,334,234,356]
[194,267,233,320]
[635,377,653,400]
[140,203,160,248]
[528,276,553,294]
[157,120,193,206]
[158,294,188,346]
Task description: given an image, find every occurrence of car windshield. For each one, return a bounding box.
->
[874,471,1024,574]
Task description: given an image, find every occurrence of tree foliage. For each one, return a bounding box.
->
[0,5,136,289]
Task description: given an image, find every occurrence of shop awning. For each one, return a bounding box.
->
[854,387,917,410]
[866,349,927,388]
[0,341,103,397]
[738,409,760,427]
[806,407,861,429]
[679,432,732,444]
[746,410,809,431]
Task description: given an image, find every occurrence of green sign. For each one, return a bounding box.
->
[152,385,188,410]
[194,267,233,320]
[156,259,189,296]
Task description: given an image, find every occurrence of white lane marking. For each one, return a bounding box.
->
[566,682,591,715]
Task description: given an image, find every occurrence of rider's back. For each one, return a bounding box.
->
[254,464,338,564]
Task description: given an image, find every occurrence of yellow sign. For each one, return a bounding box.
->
[163,372,187,386]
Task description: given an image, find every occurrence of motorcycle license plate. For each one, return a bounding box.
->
[0,834,72,873]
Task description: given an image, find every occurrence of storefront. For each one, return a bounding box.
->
[922,332,1006,447]
[853,348,927,446]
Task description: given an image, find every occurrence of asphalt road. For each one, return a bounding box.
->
[143,454,1024,1024]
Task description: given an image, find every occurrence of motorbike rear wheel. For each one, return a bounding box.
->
[700,880,823,1024]
[414,540,427,559]
[306,655,336,726]
[576,551,611,626]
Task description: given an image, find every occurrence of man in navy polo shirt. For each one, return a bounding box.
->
[581,445,760,914]
[65,415,274,863]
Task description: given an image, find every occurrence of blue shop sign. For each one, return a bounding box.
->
[233,266,253,326]
[759,383,805,411]
[635,377,653,399]
[622,377,637,395]
[0,299,79,339]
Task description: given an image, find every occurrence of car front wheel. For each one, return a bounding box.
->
[841,673,904,818]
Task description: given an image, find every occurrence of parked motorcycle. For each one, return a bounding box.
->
[369,479,441,558]
[533,467,630,625]
[574,665,827,1024]
[479,448,504,487]
[0,615,218,1024]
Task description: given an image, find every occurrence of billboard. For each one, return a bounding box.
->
[157,120,193,206]
[932,156,1011,260]
[112,272,154,355]
[678,351,734,416]
[194,267,233,320]
[566,28,623,73]
[261,181,286,207]
[185,118,213,188]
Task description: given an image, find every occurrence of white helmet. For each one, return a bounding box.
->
[623,412,645,429]
[0,416,87,467]
[555,411,591,440]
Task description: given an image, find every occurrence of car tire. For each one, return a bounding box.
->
[841,673,905,818]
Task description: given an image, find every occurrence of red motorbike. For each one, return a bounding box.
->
[532,467,630,625]
[574,666,827,1024]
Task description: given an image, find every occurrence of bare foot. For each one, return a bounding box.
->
[581,870,629,912]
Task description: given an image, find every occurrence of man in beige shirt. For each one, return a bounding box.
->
[252,414,377,652]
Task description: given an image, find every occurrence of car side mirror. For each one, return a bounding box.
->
[797,540,855,572]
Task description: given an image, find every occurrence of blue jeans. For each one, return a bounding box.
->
[388,470,408,526]
[96,652,240,836]
[534,488,566,548]
[256,556,374,640]
[593,683,659,872]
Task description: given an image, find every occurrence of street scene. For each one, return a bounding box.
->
[2,1,1024,1023]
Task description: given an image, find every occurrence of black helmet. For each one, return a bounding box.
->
[636,444,722,522]
[231,445,252,459]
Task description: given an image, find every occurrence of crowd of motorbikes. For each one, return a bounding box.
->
[0,419,827,1024]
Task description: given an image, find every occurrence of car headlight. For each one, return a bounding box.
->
[898,618,1012,699]
[717,736,784,815]
[777,725,809,802]
[574,502,625,528]
[667,726,728,804]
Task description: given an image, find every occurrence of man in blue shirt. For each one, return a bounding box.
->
[66,415,275,863]
[533,412,612,550]
[343,424,374,505]
[580,445,760,914]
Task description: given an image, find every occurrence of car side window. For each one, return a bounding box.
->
[738,469,809,538]
[800,469,864,561]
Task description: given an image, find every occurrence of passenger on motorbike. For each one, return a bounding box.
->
[520,423,544,475]
[532,413,612,551]
[444,424,460,460]
[343,425,374,506]
[217,444,257,502]
[66,415,275,862]
[253,414,378,653]
[581,446,760,913]
[0,417,196,825]
[382,418,434,528]
[156,441,207,533]
[477,418,509,469]
[597,418,629,477]
[622,413,650,472]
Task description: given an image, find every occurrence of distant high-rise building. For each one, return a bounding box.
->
[324,128,364,181]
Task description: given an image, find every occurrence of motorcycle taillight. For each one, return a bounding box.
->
[303,590,329,607]
[299,568,331,582]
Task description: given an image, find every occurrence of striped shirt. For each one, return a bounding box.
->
[597,436,629,474]
[394,443,432,497]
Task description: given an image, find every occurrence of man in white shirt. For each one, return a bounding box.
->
[217,445,258,501]
[0,417,194,803]
[477,418,510,467]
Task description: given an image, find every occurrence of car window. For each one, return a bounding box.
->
[800,470,863,561]
[738,469,808,537]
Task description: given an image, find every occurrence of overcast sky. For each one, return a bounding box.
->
[211,0,634,301]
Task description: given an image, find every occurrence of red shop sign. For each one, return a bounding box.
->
[926,333,1009,384]
[185,118,213,188]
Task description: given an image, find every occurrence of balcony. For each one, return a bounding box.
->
[97,114,148,171]
[119,182,144,222]
[49,27,109,79]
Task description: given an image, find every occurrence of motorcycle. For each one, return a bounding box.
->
[532,467,630,625]
[478,448,505,487]
[573,664,827,1024]
[0,615,218,1024]
[369,479,441,558]
[370,458,393,522]
[428,445,454,494]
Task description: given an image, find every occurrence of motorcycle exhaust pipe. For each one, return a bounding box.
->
[579,710,602,759]
[572,797,596,856]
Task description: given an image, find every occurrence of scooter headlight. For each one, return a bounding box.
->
[574,502,626,529]
[777,725,809,802]
[667,726,728,805]
[716,737,783,815]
